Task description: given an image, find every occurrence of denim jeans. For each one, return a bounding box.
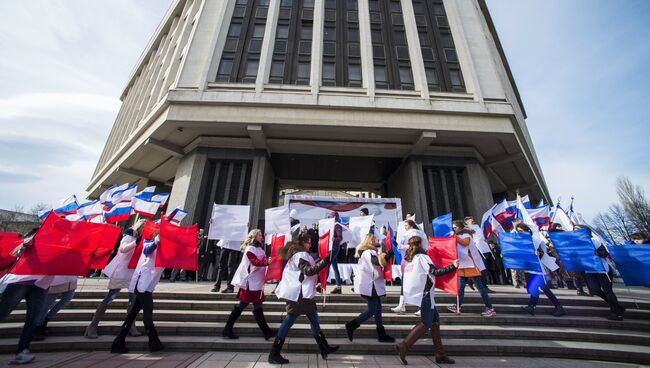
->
[528,277,561,308]
[355,295,383,327]
[277,311,321,339]
[328,244,342,286]
[100,288,136,305]
[419,293,440,328]
[35,289,75,326]
[459,276,492,308]
[0,283,47,353]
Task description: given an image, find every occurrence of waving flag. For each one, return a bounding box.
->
[110,184,137,204]
[53,195,79,216]
[156,219,198,270]
[65,214,85,222]
[427,236,458,296]
[387,225,401,265]
[38,209,52,221]
[551,205,574,231]
[88,225,122,269]
[265,234,285,282]
[0,232,22,275]
[537,198,545,208]
[166,207,188,224]
[548,228,605,272]
[99,185,118,205]
[318,231,330,291]
[78,200,103,221]
[498,231,543,273]
[494,198,516,229]
[522,195,531,209]
[135,186,156,200]
[481,204,496,237]
[151,193,170,207]
[104,202,132,223]
[132,197,160,218]
[608,245,650,286]
[128,220,159,269]
[432,212,453,237]
[528,205,551,230]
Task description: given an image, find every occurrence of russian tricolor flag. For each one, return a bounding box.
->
[151,193,170,207]
[99,185,117,205]
[77,200,103,221]
[165,207,188,224]
[53,195,79,216]
[104,202,132,223]
[135,186,156,200]
[110,184,137,204]
[132,197,160,218]
[38,209,52,221]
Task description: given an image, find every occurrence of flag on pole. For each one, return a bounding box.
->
[498,231,543,273]
[135,186,156,200]
[0,232,22,275]
[88,225,122,269]
[99,185,118,205]
[493,198,516,229]
[387,225,401,265]
[166,207,188,225]
[65,214,85,222]
[110,184,137,204]
[11,213,108,276]
[104,202,132,223]
[551,205,574,231]
[151,193,170,207]
[432,213,453,237]
[548,228,606,272]
[265,234,285,282]
[427,236,458,296]
[132,197,160,218]
[53,195,79,216]
[318,231,330,291]
[528,205,551,230]
[383,231,393,281]
[77,200,103,221]
[128,220,159,269]
[521,195,531,209]
[156,219,198,270]
[607,245,650,286]
[537,198,545,208]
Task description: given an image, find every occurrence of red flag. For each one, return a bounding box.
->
[318,231,330,291]
[156,219,198,270]
[427,236,459,296]
[128,220,159,269]
[265,234,285,282]
[383,234,393,281]
[88,225,122,269]
[11,213,108,276]
[0,232,22,276]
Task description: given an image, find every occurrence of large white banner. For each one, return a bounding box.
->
[208,204,250,242]
[264,205,291,244]
[347,215,374,248]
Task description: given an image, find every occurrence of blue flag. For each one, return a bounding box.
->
[388,225,401,265]
[608,245,650,286]
[432,213,453,237]
[548,228,606,273]
[498,232,542,273]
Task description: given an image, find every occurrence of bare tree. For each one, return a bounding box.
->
[616,176,650,235]
[29,202,50,216]
[593,204,636,243]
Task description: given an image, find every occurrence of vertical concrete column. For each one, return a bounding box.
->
[310,0,325,96]
[464,162,493,219]
[386,158,426,225]
[357,0,375,99]
[256,0,281,93]
[247,151,275,229]
[205,1,236,87]
[400,0,429,99]
[167,149,209,225]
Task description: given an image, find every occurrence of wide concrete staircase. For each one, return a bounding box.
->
[1,283,649,364]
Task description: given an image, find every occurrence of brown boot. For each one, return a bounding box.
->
[431,322,454,364]
[395,323,427,365]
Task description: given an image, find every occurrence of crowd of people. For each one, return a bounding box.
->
[0,207,646,365]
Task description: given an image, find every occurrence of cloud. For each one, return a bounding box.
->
[0,93,120,120]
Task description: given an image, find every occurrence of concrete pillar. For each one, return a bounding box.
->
[386,157,426,226]
[248,151,275,229]
[358,0,375,98]
[167,149,209,226]
[464,162,493,219]
[400,0,429,98]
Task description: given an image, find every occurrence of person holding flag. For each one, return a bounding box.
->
[84,220,146,339]
[344,233,395,343]
[111,229,165,354]
[392,219,427,314]
[396,236,458,365]
[448,221,495,317]
[269,234,337,364]
[222,229,275,340]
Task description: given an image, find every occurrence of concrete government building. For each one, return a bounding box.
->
[88,0,550,231]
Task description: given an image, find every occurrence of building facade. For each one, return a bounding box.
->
[88,0,550,231]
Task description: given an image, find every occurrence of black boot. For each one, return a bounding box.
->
[268,337,289,364]
[315,332,339,359]
[110,322,131,354]
[376,325,395,343]
[345,319,360,342]
[147,326,165,352]
[253,308,276,340]
[222,305,244,339]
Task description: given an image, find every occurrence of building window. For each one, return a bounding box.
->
[322,0,362,87]
[412,0,466,92]
[216,0,270,83]
[369,0,414,90]
[269,0,313,85]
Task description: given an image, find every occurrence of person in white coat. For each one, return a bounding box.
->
[396,236,457,365]
[84,220,146,339]
[222,229,275,340]
[111,229,164,354]
[345,233,395,343]
[391,220,427,314]
[268,234,338,364]
[447,221,495,317]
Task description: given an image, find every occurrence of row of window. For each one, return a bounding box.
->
[216,0,465,93]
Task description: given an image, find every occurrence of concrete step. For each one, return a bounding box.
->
[2,320,650,345]
[0,335,648,364]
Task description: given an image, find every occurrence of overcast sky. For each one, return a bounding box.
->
[0,0,648,221]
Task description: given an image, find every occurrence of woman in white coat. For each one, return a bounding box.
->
[111,229,164,354]
[396,236,457,365]
[447,221,495,317]
[222,229,275,340]
[84,220,146,338]
[345,233,395,343]
[392,220,427,313]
